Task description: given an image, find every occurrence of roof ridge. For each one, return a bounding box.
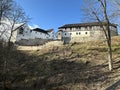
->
[59,22,117,29]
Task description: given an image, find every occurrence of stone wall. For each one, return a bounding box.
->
[15,38,52,46]
[62,29,118,43]
[62,30,105,43]
[58,24,118,43]
[17,41,63,50]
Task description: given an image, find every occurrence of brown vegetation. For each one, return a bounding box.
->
[0,36,120,90]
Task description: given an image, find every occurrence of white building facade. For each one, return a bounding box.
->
[0,19,25,43]
[16,26,54,41]
[0,21,54,45]
[57,22,118,43]
[14,24,54,45]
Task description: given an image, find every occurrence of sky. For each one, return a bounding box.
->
[15,0,83,32]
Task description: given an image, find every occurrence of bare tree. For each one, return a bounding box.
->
[0,0,13,42]
[7,3,29,48]
[82,0,119,71]
[114,0,120,5]
[0,1,30,90]
[0,1,13,89]
[0,1,29,45]
[0,0,13,23]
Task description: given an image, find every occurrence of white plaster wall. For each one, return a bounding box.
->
[57,25,118,43]
[62,31,90,38]
[47,31,54,39]
[11,30,18,42]
[27,31,49,39]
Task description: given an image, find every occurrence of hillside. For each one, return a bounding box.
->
[0,36,120,90]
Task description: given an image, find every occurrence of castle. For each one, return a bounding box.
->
[0,21,118,45]
[57,22,118,44]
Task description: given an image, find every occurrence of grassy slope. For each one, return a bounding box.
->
[0,36,120,90]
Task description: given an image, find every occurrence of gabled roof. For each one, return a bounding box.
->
[13,23,26,31]
[1,19,25,31]
[46,29,54,32]
[58,22,117,29]
[32,28,48,34]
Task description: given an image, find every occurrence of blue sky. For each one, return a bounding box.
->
[15,0,83,32]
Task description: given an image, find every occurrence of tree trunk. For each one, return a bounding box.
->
[106,20,113,71]
[3,57,7,90]
[108,45,113,71]
[103,0,113,71]
[107,28,113,71]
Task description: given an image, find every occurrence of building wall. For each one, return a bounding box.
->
[62,31,90,38]
[110,26,118,36]
[15,25,54,42]
[62,30,103,43]
[10,30,18,43]
[17,41,63,50]
[58,25,118,43]
[47,31,54,39]
[57,31,62,40]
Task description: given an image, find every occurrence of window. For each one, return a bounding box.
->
[19,27,24,34]
[89,26,92,30]
[76,32,78,35]
[79,32,81,35]
[58,33,61,35]
[81,27,85,30]
[85,32,87,34]
[85,27,87,30]
[30,30,32,33]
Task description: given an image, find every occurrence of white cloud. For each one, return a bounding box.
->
[28,24,40,29]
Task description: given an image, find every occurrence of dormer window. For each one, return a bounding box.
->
[30,30,32,33]
[19,27,24,34]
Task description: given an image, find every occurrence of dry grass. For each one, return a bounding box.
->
[0,36,120,90]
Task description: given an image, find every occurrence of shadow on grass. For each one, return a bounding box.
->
[88,47,108,52]
[105,80,120,90]
[0,48,118,90]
